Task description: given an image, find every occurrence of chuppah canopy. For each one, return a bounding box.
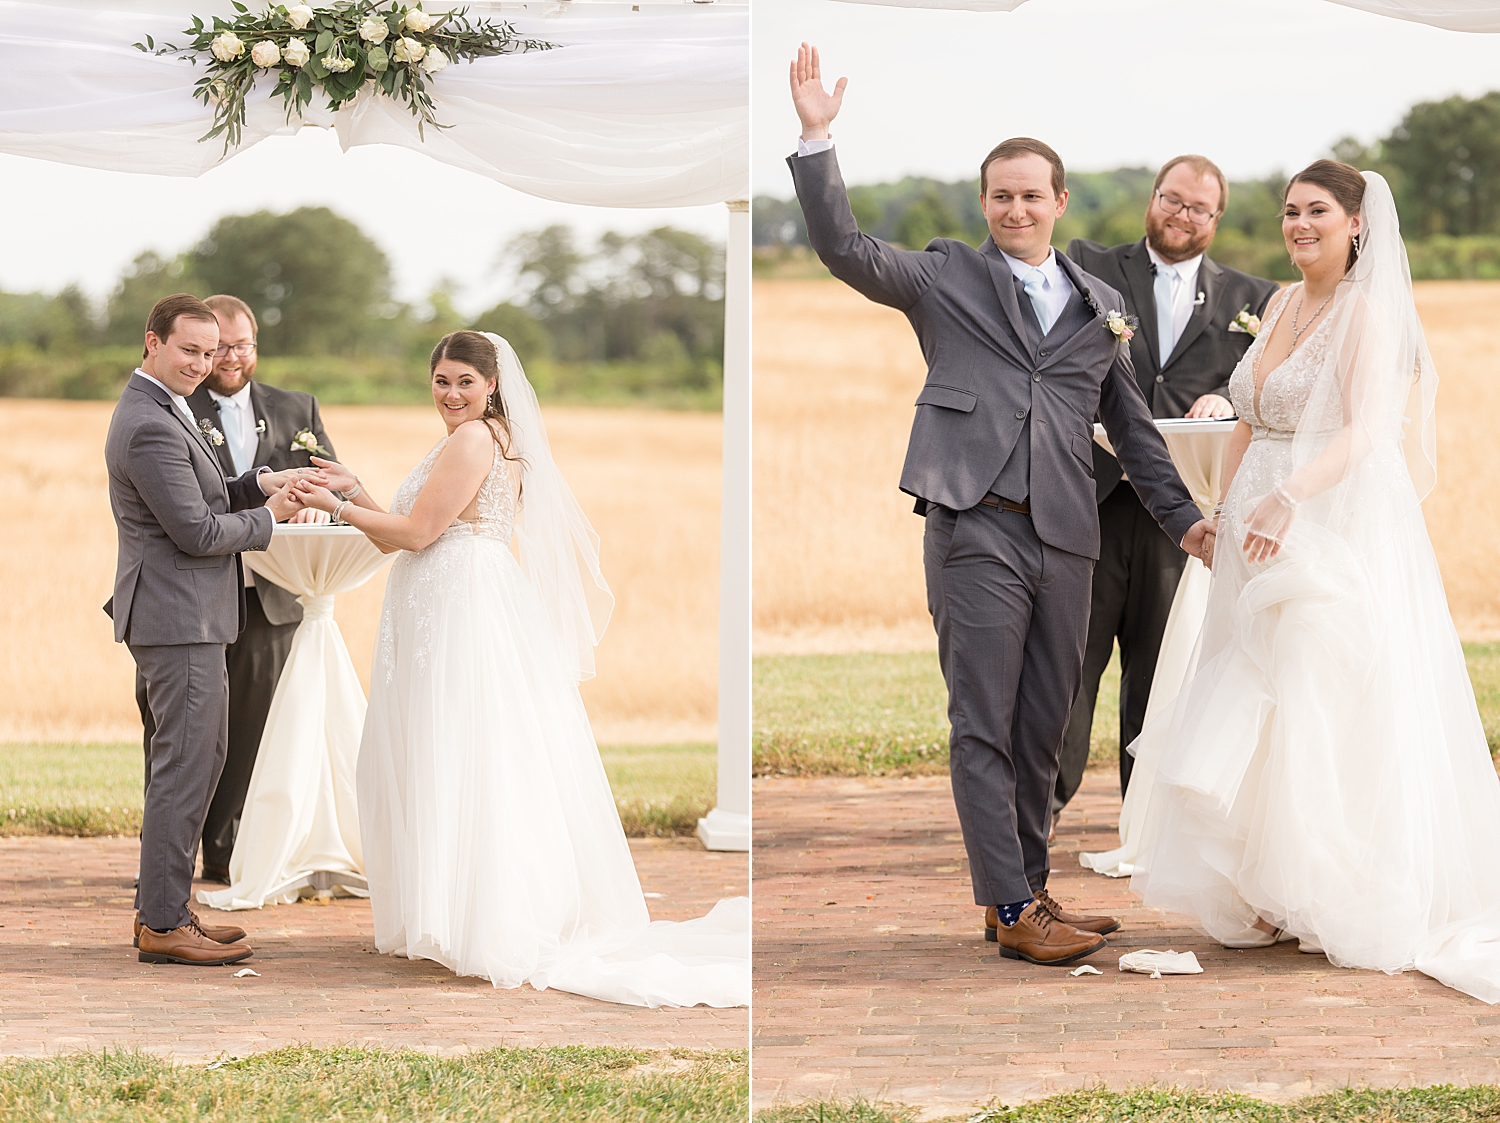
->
[832,0,1500,32]
[0,0,750,852]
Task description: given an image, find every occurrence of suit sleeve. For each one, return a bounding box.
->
[127,420,273,557]
[788,148,945,312]
[226,469,272,515]
[308,396,336,462]
[1098,343,1203,546]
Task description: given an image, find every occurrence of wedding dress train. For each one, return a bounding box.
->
[1084,176,1500,1002]
[358,342,747,1009]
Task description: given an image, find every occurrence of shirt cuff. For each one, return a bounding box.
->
[796,136,834,157]
[255,465,273,495]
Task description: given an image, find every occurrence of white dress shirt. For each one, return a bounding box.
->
[133,367,198,430]
[1146,244,1203,366]
[209,383,259,478]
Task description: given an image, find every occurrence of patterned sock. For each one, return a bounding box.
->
[996,897,1034,927]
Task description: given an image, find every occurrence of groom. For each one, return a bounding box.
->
[787,45,1213,966]
[105,293,303,965]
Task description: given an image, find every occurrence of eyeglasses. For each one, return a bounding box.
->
[213,343,257,358]
[1154,190,1220,226]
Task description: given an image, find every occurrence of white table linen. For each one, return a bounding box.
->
[198,524,390,911]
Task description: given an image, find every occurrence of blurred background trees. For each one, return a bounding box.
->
[0,206,724,407]
[755,89,1500,285]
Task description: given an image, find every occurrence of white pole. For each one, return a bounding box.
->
[697,198,751,852]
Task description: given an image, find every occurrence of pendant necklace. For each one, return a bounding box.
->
[1290,288,1333,345]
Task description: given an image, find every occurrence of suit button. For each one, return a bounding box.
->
[1155,375,1165,383]
[1032,374,1041,382]
[1038,348,1049,357]
[1015,410,1026,420]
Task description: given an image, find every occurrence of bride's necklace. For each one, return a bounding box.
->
[1290,287,1333,345]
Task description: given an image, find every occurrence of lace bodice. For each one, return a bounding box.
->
[390,435,517,545]
[1228,284,1337,441]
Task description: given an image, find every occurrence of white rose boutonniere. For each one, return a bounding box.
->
[291,428,330,457]
[284,4,314,30]
[1228,303,1262,337]
[210,31,244,62]
[282,36,310,68]
[249,39,280,68]
[1104,310,1139,343]
[199,418,226,446]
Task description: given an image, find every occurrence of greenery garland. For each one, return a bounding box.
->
[134,2,555,152]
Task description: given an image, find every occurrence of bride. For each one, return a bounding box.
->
[1083,160,1500,1003]
[290,330,747,1008]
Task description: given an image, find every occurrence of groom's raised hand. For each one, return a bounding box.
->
[790,42,846,141]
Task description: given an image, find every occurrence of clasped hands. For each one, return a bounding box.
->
[258,457,356,523]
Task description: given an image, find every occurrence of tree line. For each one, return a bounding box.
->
[755,90,1500,282]
[0,207,725,408]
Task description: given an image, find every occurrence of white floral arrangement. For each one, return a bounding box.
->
[1228,303,1262,337]
[199,418,226,446]
[135,2,554,151]
[291,427,330,456]
[1104,310,1139,343]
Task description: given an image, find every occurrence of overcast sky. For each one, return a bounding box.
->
[754,0,1500,196]
[3,129,729,317]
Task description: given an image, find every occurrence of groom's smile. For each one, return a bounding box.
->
[980,152,1068,266]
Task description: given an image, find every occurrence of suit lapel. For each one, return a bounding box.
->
[1163,256,1221,372]
[979,239,1041,368]
[189,390,239,477]
[1120,240,1161,377]
[249,381,272,468]
[1036,250,1107,370]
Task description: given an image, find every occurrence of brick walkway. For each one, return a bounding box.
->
[0,836,747,1059]
[753,771,1500,1113]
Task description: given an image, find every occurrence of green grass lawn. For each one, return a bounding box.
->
[0,1045,746,1123]
[754,642,1500,777]
[0,742,715,839]
[754,1085,1500,1122]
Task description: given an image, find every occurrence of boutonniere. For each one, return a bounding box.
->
[255,418,267,436]
[1193,291,1206,307]
[291,428,329,457]
[1228,304,1261,336]
[1104,310,1139,342]
[198,418,225,446]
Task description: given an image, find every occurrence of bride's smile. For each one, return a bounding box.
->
[431,359,492,431]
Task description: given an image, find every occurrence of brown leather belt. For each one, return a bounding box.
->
[978,493,1030,515]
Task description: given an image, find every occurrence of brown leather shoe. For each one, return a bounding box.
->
[137,920,253,966]
[991,898,1106,966]
[984,889,1121,942]
[201,863,231,885]
[134,907,246,949]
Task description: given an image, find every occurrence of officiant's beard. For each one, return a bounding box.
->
[1145,210,1215,264]
[207,355,255,396]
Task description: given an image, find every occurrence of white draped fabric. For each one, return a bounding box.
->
[0,1,747,206]
[833,0,1500,30]
[199,525,391,911]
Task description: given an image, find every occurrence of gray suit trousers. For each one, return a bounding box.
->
[130,642,230,932]
[925,504,1093,906]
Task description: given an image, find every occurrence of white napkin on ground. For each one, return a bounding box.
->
[1117,949,1203,978]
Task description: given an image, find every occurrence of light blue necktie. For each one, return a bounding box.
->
[1154,262,1180,367]
[1022,267,1053,335]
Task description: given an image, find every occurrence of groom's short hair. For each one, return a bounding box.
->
[143,293,218,360]
[204,293,259,336]
[980,138,1065,198]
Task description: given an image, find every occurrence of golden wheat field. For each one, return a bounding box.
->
[753,278,1500,651]
[0,400,720,744]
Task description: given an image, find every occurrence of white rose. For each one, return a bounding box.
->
[250,40,281,68]
[420,46,447,74]
[282,36,311,67]
[392,35,425,63]
[358,15,389,44]
[401,7,432,33]
[284,4,314,30]
[210,31,245,62]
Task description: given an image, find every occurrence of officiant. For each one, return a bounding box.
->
[133,293,339,884]
[1054,156,1278,820]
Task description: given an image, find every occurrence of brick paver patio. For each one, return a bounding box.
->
[753,771,1500,1113]
[0,836,748,1058]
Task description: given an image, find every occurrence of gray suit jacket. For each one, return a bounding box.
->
[789,148,1201,560]
[186,380,336,626]
[1067,237,1279,503]
[104,372,275,646]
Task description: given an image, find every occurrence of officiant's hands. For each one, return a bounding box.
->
[790,43,846,142]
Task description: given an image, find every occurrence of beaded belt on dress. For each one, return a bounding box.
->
[1250,425,1295,441]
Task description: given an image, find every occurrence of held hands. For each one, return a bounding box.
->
[309,455,357,494]
[1181,519,1217,570]
[1185,394,1235,419]
[1242,486,1298,564]
[290,479,341,515]
[789,42,845,141]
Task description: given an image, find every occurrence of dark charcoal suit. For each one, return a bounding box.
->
[790,148,1202,905]
[130,379,335,875]
[1055,238,1277,809]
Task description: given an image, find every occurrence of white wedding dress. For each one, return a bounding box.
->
[1091,176,1500,1003]
[357,354,746,1009]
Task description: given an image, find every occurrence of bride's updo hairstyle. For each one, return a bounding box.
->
[430,330,526,484]
[1284,159,1367,272]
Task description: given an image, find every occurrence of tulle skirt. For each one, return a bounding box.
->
[358,532,748,1008]
[1123,441,1500,1002]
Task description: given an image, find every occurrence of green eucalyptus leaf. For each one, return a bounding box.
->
[367,44,388,72]
[314,28,334,54]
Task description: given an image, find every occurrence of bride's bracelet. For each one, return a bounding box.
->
[1213,502,1225,516]
[333,500,349,524]
[344,477,363,500]
[1271,483,1300,509]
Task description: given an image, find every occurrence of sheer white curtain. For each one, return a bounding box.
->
[0,0,747,206]
[832,0,1500,30]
